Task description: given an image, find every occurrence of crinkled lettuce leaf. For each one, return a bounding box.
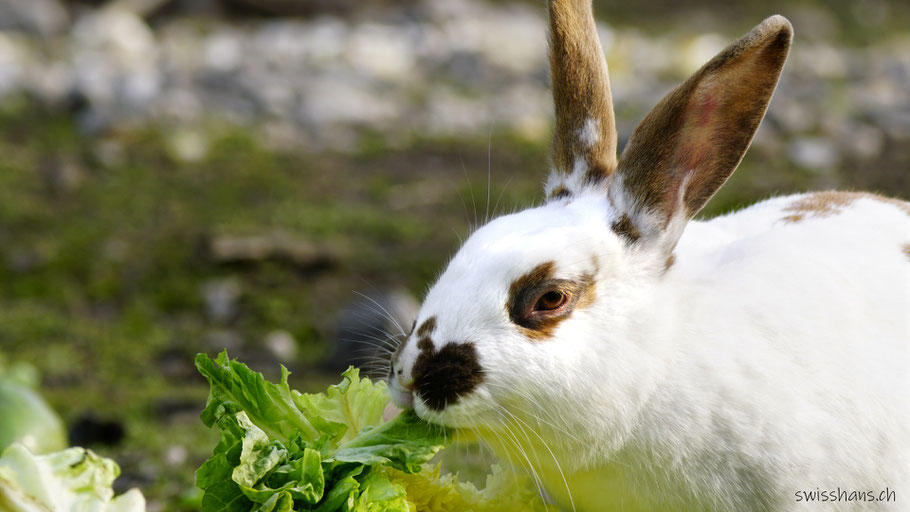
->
[333,409,450,474]
[386,463,558,512]
[195,352,449,511]
[0,443,145,512]
[195,351,555,512]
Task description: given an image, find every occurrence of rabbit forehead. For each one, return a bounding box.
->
[419,194,619,333]
[461,193,615,256]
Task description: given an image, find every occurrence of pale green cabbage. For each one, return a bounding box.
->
[0,356,67,455]
[0,443,146,512]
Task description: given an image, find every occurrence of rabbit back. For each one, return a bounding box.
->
[640,190,910,510]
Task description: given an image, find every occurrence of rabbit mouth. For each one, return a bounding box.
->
[388,380,414,409]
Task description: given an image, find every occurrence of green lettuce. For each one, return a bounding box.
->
[0,355,67,455]
[0,443,145,512]
[195,352,555,512]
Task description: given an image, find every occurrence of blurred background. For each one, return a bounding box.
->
[0,0,907,509]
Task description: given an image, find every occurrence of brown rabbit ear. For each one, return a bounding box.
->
[545,0,618,200]
[610,16,792,245]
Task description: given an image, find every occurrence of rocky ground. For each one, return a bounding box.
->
[0,0,907,510]
[0,0,908,185]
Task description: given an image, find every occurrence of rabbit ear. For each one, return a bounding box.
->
[545,0,618,200]
[609,16,792,250]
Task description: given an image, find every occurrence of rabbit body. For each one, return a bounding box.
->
[392,190,909,511]
[537,192,910,511]
[387,4,910,510]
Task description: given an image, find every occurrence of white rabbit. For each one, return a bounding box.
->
[388,1,910,510]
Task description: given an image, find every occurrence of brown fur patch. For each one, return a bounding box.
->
[611,214,641,243]
[548,0,617,178]
[413,316,439,355]
[549,185,573,201]
[412,341,484,411]
[574,275,597,310]
[903,244,910,261]
[781,190,858,222]
[614,16,792,227]
[417,336,433,353]
[781,191,910,223]
[506,261,596,341]
[665,253,676,271]
[583,162,612,185]
[416,316,437,338]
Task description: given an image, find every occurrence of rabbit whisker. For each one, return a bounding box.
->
[459,155,479,230]
[490,404,549,506]
[484,381,584,445]
[351,290,410,337]
[500,406,576,512]
[491,176,513,220]
[486,125,492,224]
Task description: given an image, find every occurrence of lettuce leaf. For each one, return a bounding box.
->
[196,351,321,444]
[385,463,557,512]
[0,443,145,512]
[332,409,448,474]
[195,351,555,512]
[0,355,67,455]
[195,352,448,511]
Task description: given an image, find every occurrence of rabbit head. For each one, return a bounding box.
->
[389,1,792,465]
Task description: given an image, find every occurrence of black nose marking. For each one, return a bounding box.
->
[412,341,483,411]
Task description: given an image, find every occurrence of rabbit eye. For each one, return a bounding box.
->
[533,290,569,313]
[506,262,595,338]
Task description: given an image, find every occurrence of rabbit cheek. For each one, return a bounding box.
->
[412,341,484,412]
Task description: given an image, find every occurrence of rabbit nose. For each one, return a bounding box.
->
[389,360,413,387]
[412,341,484,411]
[389,367,415,409]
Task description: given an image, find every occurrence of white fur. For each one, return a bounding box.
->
[390,190,910,511]
[544,164,608,199]
[579,117,599,149]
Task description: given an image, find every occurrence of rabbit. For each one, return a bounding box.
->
[387,1,910,510]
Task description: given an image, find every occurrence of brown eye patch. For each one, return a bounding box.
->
[506,261,596,340]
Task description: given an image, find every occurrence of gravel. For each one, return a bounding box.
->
[0,0,908,168]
